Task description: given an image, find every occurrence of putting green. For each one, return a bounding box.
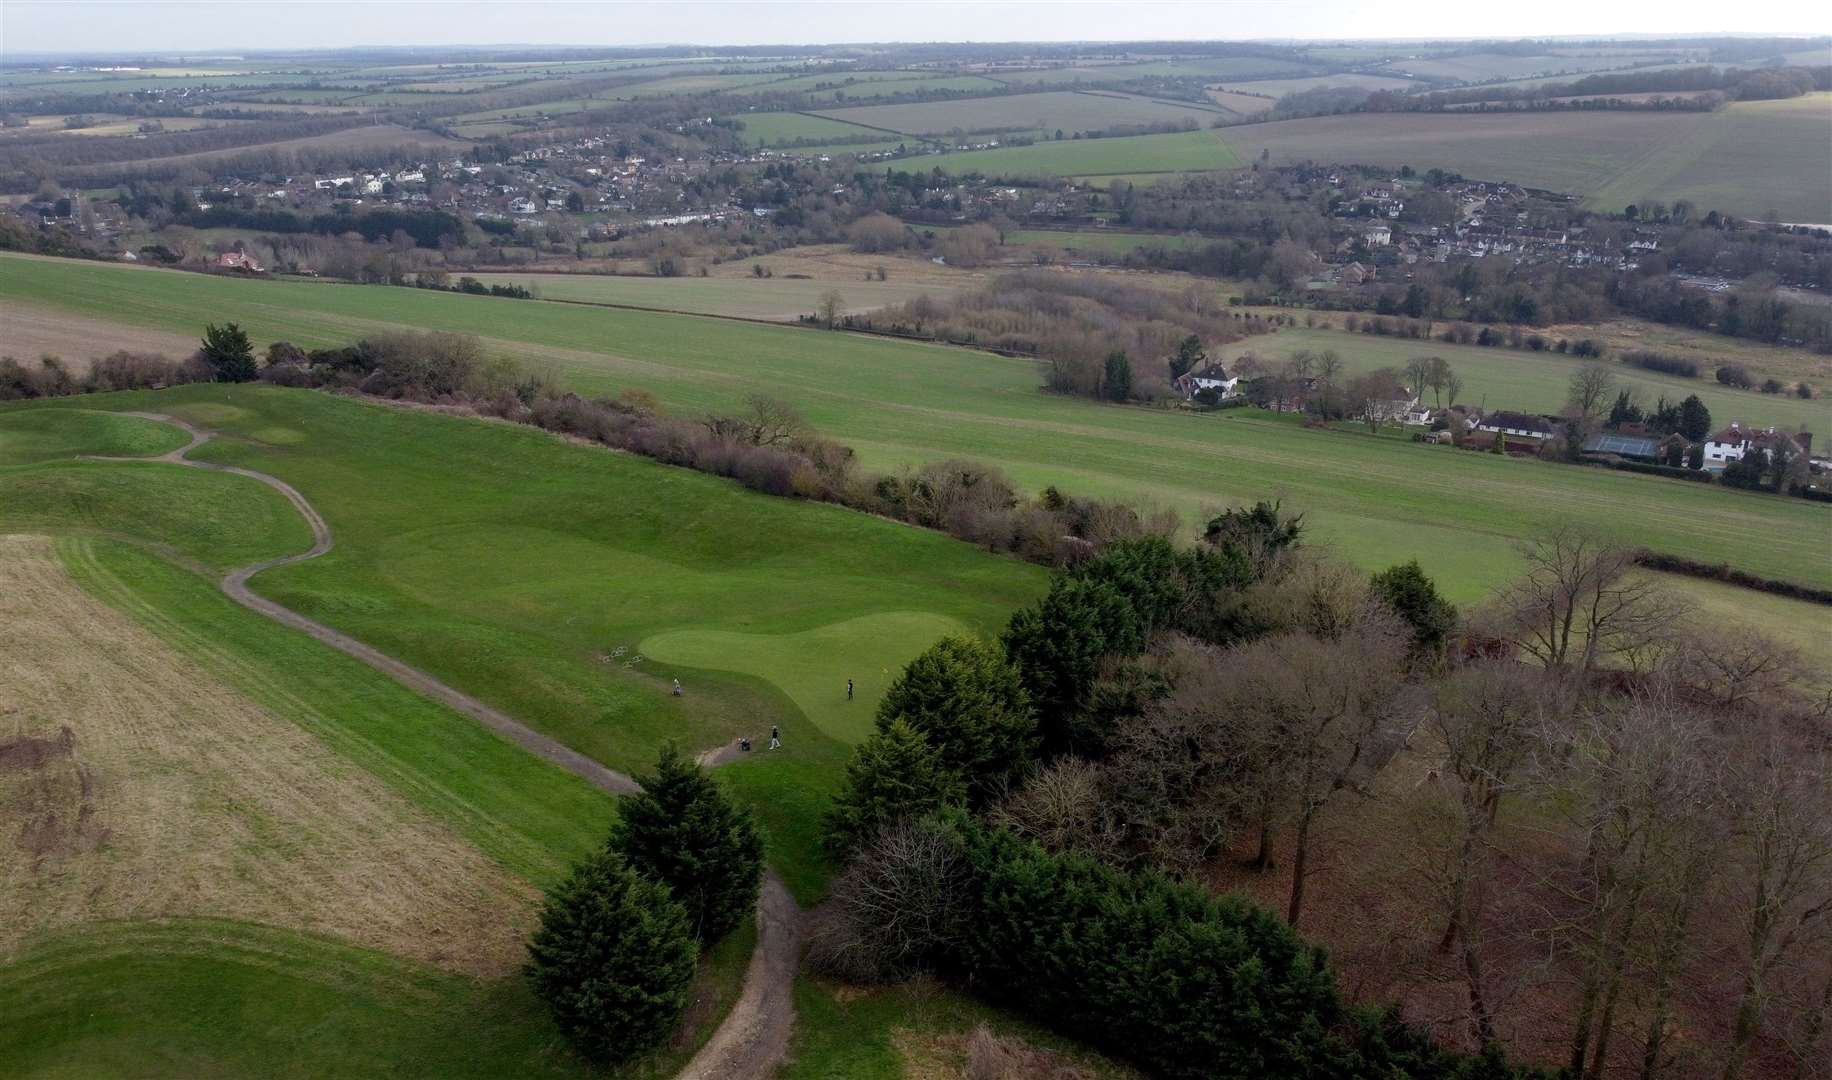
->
[642,610,968,744]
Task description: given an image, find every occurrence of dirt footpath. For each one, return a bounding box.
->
[83,412,802,1078]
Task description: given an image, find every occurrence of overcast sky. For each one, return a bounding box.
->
[3,0,1827,55]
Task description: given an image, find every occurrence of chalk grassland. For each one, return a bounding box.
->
[0,382,1043,897]
[3,254,1827,601]
[80,124,471,173]
[1220,95,1832,222]
[0,534,538,975]
[1206,90,1275,116]
[1582,95,1832,222]
[0,420,759,1076]
[0,115,241,139]
[814,90,1221,137]
[1377,50,1691,83]
[801,76,1009,103]
[1548,315,1832,387]
[0,409,188,464]
[1215,323,1831,435]
[464,272,961,320]
[0,299,200,368]
[928,129,1240,177]
[721,111,898,147]
[1215,73,1419,96]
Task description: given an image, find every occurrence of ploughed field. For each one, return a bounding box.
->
[5,253,1828,600]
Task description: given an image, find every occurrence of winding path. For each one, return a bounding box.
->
[87,412,800,1079]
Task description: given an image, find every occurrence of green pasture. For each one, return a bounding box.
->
[1,384,1042,896]
[804,76,1007,103]
[815,90,1219,137]
[0,408,187,464]
[7,254,1824,600]
[464,272,957,319]
[1214,324,1830,435]
[1219,97,1832,222]
[924,128,1239,177]
[721,110,890,147]
[3,254,1828,600]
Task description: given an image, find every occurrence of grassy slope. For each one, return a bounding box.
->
[1215,324,1830,435]
[2,387,1044,897]
[3,254,1826,599]
[0,424,758,1078]
[464,271,954,320]
[0,408,188,464]
[927,128,1240,177]
[1216,96,1832,221]
[813,90,1218,137]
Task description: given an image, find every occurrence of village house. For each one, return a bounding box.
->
[215,251,262,272]
[1703,424,1814,471]
[1173,362,1240,401]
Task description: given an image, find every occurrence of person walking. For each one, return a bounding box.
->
[672,678,682,697]
[846,678,853,701]
[768,725,781,750]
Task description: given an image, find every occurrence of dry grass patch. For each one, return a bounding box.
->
[0,301,200,372]
[0,534,538,976]
[894,1023,1096,1080]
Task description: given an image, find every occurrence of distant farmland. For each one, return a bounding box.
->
[814,90,1222,137]
[1219,96,1832,221]
[721,111,892,147]
[925,129,1239,177]
[1214,73,1418,96]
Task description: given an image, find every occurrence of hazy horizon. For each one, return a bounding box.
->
[3,0,1828,57]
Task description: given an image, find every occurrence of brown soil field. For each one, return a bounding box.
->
[0,299,200,370]
[0,535,538,976]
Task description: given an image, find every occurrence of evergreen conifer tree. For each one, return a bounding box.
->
[609,744,763,945]
[525,849,695,1063]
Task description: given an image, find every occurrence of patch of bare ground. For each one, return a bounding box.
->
[894,1024,1095,1080]
[0,301,199,372]
[0,534,539,977]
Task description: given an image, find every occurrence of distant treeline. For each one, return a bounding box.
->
[180,206,466,249]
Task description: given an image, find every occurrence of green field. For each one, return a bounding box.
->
[4,254,1827,602]
[1219,95,1832,222]
[1378,51,1688,84]
[816,90,1220,137]
[721,110,892,147]
[925,128,1240,177]
[804,76,1008,102]
[465,272,959,319]
[1216,324,1830,435]
[1216,73,1418,96]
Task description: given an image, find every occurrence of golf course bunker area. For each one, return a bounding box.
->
[0,535,538,976]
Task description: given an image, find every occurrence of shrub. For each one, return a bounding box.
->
[85,350,207,392]
[524,849,696,1064]
[1715,363,1754,388]
[807,816,976,983]
[1622,351,1699,378]
[608,744,763,946]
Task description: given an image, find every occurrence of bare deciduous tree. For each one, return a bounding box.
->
[1487,523,1687,675]
[1567,363,1619,428]
[805,817,975,984]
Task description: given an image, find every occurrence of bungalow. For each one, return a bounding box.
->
[1174,362,1239,401]
[1475,411,1554,440]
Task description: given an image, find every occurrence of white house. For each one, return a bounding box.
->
[1174,362,1239,400]
[1365,224,1392,247]
[1703,423,1814,471]
[509,197,539,215]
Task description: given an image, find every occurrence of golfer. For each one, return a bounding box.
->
[769,725,781,750]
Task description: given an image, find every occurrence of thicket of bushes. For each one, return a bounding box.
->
[0,351,210,399]
[1622,350,1701,378]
